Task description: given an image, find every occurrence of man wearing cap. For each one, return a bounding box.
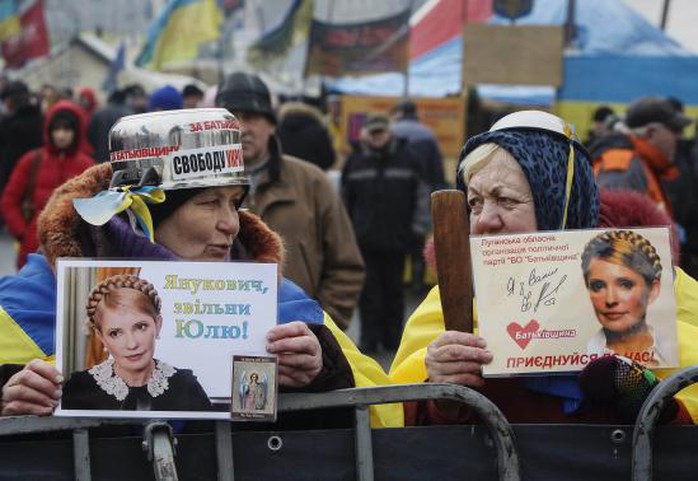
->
[342,114,430,353]
[216,72,364,330]
[0,81,43,197]
[592,96,692,215]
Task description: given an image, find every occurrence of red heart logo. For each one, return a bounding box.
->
[506,320,540,349]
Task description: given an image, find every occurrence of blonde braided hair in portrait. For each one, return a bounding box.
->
[581,230,663,287]
[86,274,162,330]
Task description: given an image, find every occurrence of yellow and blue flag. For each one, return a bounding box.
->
[73,186,166,243]
[0,1,21,42]
[136,0,223,70]
[246,0,314,67]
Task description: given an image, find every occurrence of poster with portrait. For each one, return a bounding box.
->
[54,259,278,419]
[471,227,678,376]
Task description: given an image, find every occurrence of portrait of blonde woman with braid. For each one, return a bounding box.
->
[62,275,211,411]
[582,230,667,367]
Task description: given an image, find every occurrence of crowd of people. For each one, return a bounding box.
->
[0,72,697,439]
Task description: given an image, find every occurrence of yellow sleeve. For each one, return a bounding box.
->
[674,267,698,329]
[394,276,698,423]
[323,313,404,428]
[389,286,444,385]
[0,306,52,364]
[653,268,698,423]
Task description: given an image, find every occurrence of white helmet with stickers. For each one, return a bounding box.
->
[74,108,248,242]
[108,108,249,190]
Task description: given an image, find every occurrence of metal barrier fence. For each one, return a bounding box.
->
[1,366,697,481]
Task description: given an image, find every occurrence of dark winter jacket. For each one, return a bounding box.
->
[0,103,43,191]
[391,115,447,190]
[342,137,430,252]
[87,102,134,163]
[664,138,698,258]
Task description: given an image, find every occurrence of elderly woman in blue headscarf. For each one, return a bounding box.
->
[389,110,698,425]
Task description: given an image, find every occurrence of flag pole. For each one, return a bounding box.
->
[403,0,414,98]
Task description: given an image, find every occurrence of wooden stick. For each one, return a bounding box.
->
[431,189,474,333]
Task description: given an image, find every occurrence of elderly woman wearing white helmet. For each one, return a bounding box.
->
[0,108,399,428]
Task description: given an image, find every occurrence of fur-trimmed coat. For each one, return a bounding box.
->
[1,162,403,428]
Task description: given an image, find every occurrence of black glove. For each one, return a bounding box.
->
[578,354,678,424]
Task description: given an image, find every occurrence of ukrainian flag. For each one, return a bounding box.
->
[136,0,223,70]
[0,0,21,42]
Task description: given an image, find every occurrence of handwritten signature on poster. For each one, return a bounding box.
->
[507,267,568,313]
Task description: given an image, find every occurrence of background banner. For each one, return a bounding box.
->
[305,8,410,77]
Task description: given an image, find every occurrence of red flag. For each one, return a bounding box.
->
[2,0,49,69]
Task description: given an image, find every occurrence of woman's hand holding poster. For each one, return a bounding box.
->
[470,227,678,376]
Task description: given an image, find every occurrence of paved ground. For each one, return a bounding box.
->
[0,231,426,371]
[0,232,17,277]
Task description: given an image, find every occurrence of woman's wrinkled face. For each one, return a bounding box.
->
[155,186,246,261]
[587,258,660,334]
[466,149,537,235]
[95,305,162,377]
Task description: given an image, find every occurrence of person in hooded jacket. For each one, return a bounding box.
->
[1,99,94,269]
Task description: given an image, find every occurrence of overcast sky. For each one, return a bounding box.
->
[628,0,698,52]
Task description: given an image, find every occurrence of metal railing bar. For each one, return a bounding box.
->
[72,427,92,481]
[632,365,698,481]
[0,383,520,480]
[280,383,520,481]
[215,421,234,481]
[354,406,374,481]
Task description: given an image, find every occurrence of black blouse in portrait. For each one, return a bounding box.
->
[62,358,211,412]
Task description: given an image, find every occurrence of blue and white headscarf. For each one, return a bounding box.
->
[457,121,600,231]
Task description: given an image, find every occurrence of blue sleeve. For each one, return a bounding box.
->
[278,278,324,325]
